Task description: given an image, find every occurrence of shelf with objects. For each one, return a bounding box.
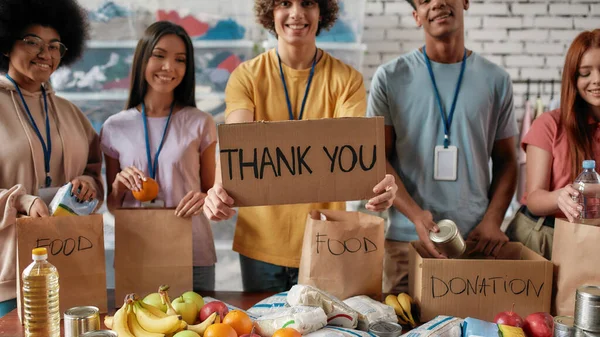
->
[52,0,258,131]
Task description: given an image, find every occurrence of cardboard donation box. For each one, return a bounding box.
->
[16,214,107,321]
[298,209,385,300]
[552,218,600,316]
[218,117,386,207]
[409,242,553,322]
[113,209,192,307]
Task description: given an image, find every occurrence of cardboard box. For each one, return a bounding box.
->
[218,117,386,206]
[409,241,553,321]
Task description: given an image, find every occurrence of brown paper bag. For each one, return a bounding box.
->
[298,209,384,300]
[16,214,107,321]
[113,209,192,307]
[551,218,600,316]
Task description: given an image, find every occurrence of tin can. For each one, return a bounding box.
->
[369,321,403,337]
[555,316,576,337]
[429,219,466,258]
[64,306,100,337]
[575,285,600,332]
[574,328,600,337]
[79,330,118,337]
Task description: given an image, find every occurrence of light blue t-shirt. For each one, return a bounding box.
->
[367,49,518,241]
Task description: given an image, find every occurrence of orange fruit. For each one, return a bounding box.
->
[131,177,159,202]
[223,310,253,336]
[204,323,237,337]
[273,327,302,337]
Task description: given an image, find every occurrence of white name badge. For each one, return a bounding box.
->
[434,145,458,181]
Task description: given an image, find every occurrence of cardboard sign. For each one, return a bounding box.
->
[298,209,385,300]
[113,209,192,307]
[409,241,553,322]
[16,214,107,321]
[218,117,386,207]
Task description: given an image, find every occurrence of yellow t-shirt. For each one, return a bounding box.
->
[224,48,367,267]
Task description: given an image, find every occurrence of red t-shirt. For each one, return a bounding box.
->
[521,109,600,210]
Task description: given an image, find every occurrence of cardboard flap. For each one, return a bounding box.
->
[218,117,386,206]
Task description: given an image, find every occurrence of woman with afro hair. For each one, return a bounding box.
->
[0,0,103,317]
[203,0,398,292]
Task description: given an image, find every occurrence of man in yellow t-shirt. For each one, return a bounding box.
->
[203,0,398,292]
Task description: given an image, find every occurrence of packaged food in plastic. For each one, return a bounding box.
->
[49,182,98,216]
[344,295,398,331]
[254,305,327,336]
[462,317,499,337]
[401,316,462,337]
[304,325,378,336]
[247,292,289,317]
[287,285,359,329]
[498,324,526,337]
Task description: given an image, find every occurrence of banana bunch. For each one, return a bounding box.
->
[384,293,417,327]
[105,293,219,337]
[105,294,184,337]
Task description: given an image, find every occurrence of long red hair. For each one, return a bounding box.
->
[561,29,600,181]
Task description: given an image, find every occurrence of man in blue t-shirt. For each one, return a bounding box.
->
[366,0,518,293]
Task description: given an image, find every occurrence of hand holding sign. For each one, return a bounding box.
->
[365,174,397,212]
[203,182,236,221]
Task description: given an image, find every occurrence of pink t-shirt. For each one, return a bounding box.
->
[100,106,217,266]
[521,109,600,210]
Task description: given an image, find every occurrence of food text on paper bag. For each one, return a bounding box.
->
[430,275,546,298]
[218,117,386,206]
[34,236,94,256]
[315,233,379,255]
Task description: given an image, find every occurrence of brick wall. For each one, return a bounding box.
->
[363,0,600,119]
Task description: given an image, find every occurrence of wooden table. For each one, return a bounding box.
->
[0,290,275,337]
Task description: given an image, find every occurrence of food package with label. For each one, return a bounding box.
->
[287,285,359,329]
[203,296,260,321]
[49,182,99,216]
[344,295,398,331]
[304,325,378,337]
[498,324,526,337]
[254,305,327,336]
[462,317,500,337]
[247,292,289,317]
[401,316,463,337]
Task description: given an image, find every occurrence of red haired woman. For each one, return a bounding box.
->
[508,29,600,259]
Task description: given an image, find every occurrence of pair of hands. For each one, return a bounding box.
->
[414,210,508,259]
[556,184,582,223]
[204,174,399,220]
[114,166,204,218]
[27,177,98,217]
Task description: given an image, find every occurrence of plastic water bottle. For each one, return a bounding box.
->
[22,247,60,337]
[572,160,600,220]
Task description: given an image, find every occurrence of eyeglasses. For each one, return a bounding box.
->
[19,36,68,59]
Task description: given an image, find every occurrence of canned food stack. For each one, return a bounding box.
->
[573,285,600,337]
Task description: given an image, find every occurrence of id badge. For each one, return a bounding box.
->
[434,145,458,181]
[141,199,165,208]
[38,187,60,206]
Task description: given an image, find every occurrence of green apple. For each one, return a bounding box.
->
[173,331,200,337]
[142,292,167,313]
[172,296,199,325]
[181,291,204,311]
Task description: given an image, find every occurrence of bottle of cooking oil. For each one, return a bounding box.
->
[22,247,60,337]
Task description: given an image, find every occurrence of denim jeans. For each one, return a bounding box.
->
[0,298,17,318]
[193,265,216,292]
[239,254,298,292]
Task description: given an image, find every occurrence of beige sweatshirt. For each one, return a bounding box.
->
[0,76,104,302]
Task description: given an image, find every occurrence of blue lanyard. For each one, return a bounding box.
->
[142,102,174,180]
[423,46,467,148]
[5,74,52,187]
[276,48,318,120]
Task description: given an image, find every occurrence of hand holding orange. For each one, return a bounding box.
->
[132,177,159,202]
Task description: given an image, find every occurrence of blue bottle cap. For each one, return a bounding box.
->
[583,160,596,169]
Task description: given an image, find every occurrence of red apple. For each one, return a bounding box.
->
[199,300,229,322]
[523,312,554,337]
[494,304,524,328]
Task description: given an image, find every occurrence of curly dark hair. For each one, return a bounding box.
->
[255,0,339,37]
[0,0,89,72]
